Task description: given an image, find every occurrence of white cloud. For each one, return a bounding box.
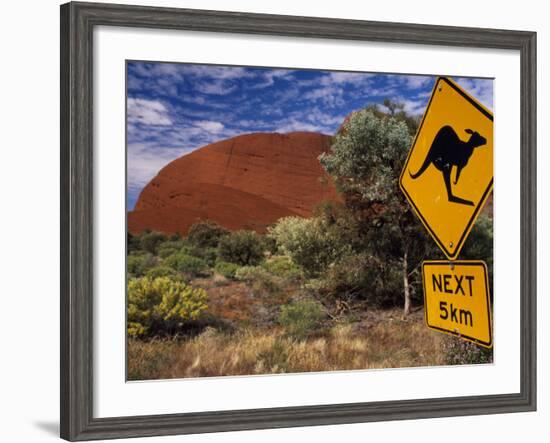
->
[127,143,191,194]
[182,65,254,80]
[303,84,345,107]
[404,75,432,89]
[275,120,324,134]
[401,98,429,116]
[322,72,374,86]
[251,69,293,89]
[194,80,237,95]
[127,98,172,126]
[454,77,493,109]
[305,107,348,128]
[194,120,225,133]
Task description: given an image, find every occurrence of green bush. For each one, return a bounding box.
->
[441,336,493,365]
[278,299,325,339]
[157,240,188,259]
[188,246,218,267]
[218,230,264,266]
[139,231,168,255]
[235,266,279,295]
[187,220,229,248]
[268,216,350,277]
[127,252,156,277]
[214,261,240,279]
[262,235,279,255]
[321,253,402,307]
[262,256,303,281]
[127,232,142,253]
[127,276,208,338]
[145,265,177,279]
[164,252,210,278]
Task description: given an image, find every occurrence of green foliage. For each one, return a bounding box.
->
[188,246,218,267]
[442,336,493,365]
[127,252,156,277]
[127,232,142,253]
[278,299,325,339]
[262,235,279,256]
[235,266,279,295]
[218,230,264,266]
[319,108,411,202]
[139,231,168,255]
[268,216,350,277]
[382,99,421,134]
[127,276,208,338]
[214,261,240,279]
[145,265,177,279]
[320,253,401,307]
[157,240,188,259]
[318,107,437,313]
[460,214,493,282]
[164,252,210,278]
[187,220,229,248]
[261,256,303,281]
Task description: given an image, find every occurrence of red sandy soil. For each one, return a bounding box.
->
[128,132,341,235]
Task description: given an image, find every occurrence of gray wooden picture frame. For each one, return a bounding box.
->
[60,2,537,441]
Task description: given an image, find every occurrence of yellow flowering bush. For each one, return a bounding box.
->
[128,276,208,338]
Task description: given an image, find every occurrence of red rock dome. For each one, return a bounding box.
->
[128,131,341,235]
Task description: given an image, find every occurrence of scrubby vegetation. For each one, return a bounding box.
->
[127,103,493,379]
[127,309,444,380]
[127,276,208,338]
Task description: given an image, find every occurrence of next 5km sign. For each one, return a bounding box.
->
[422,260,492,348]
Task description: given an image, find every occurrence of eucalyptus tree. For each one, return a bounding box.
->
[319,106,434,315]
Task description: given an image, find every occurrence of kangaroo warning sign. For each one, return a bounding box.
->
[400,77,493,260]
[422,260,492,348]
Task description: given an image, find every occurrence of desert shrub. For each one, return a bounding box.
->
[157,240,188,259]
[145,265,177,279]
[218,230,264,266]
[214,261,240,279]
[127,252,156,277]
[321,253,402,307]
[164,252,210,278]
[441,336,493,365]
[268,216,350,277]
[262,256,303,281]
[187,220,229,248]
[235,266,279,295]
[127,232,142,253]
[188,246,218,267]
[127,276,208,338]
[278,299,325,339]
[139,231,168,255]
[262,235,279,255]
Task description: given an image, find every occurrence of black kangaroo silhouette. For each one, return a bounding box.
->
[409,125,487,206]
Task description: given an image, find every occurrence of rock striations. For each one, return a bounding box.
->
[128,132,341,235]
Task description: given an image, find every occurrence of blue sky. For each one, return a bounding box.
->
[127,61,493,210]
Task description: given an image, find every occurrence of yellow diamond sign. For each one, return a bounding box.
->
[400,77,493,260]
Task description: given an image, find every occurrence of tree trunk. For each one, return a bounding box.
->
[402,249,411,316]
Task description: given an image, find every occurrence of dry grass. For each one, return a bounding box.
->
[128,309,444,380]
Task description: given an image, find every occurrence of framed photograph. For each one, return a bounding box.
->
[60,1,536,441]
